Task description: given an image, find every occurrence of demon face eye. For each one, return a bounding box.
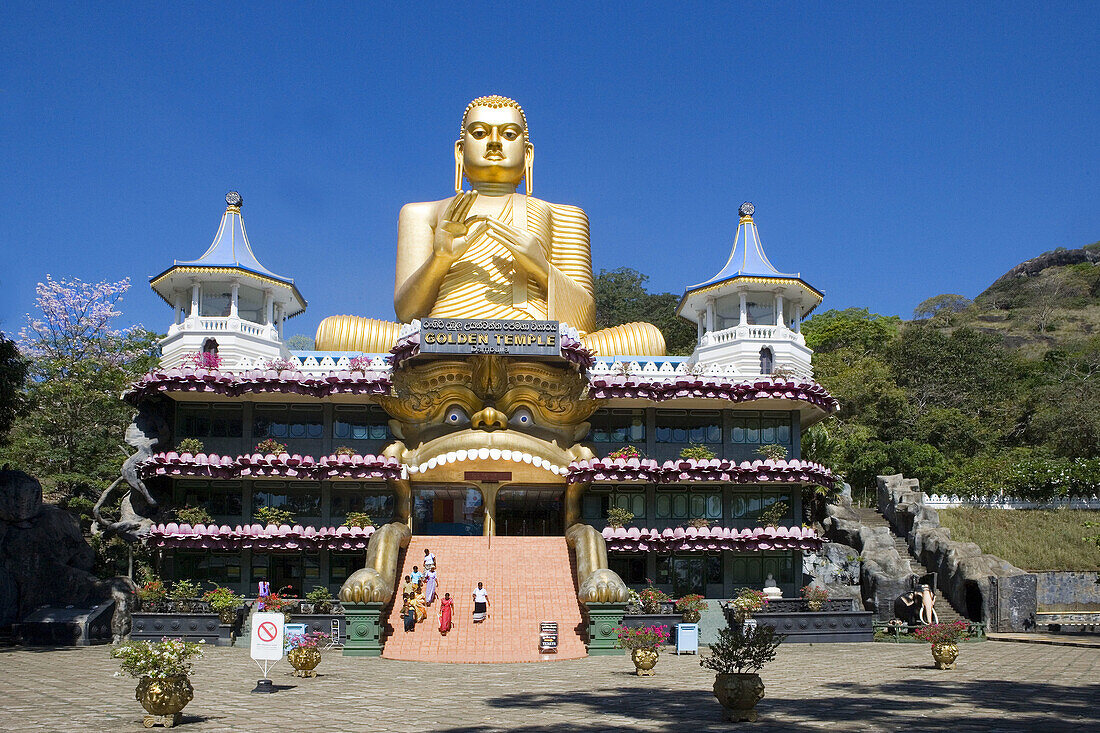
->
[509,407,535,428]
[444,405,469,426]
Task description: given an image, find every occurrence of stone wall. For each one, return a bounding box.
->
[1035,571,1100,611]
[821,491,917,621]
[878,474,1037,632]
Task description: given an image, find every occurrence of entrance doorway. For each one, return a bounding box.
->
[413,487,484,535]
[495,487,563,536]
[658,554,723,597]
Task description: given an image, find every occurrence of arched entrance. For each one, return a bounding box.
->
[412,486,484,535]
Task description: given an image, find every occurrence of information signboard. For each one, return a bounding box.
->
[539,621,558,653]
[419,318,560,357]
[251,612,285,661]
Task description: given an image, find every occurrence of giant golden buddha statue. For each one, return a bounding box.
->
[315,96,666,357]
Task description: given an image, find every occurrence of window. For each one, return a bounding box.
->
[759,347,774,375]
[655,410,722,446]
[333,405,390,441]
[729,488,792,525]
[177,404,243,439]
[653,488,723,522]
[330,484,395,521]
[176,481,243,517]
[252,482,322,517]
[609,554,647,585]
[582,487,646,525]
[730,552,795,586]
[728,412,792,446]
[172,551,242,585]
[587,409,645,444]
[200,288,232,317]
[655,554,723,596]
[237,284,265,324]
[330,553,362,586]
[254,405,323,440]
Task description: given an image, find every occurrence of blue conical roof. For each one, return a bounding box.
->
[685,202,799,293]
[173,192,293,284]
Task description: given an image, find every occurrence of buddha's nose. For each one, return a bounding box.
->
[471,407,508,431]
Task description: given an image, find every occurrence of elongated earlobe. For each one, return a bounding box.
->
[454,141,464,194]
[525,143,534,196]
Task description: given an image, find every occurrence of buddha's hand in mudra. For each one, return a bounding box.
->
[466,215,550,282]
[433,191,488,263]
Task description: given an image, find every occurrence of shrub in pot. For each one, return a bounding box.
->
[606,506,634,529]
[914,621,969,669]
[801,584,829,612]
[701,622,784,722]
[202,587,243,625]
[677,594,709,623]
[175,438,205,455]
[286,631,330,677]
[638,579,672,614]
[111,637,204,728]
[616,624,671,676]
[730,588,768,621]
[169,580,202,614]
[305,586,335,615]
[137,579,168,613]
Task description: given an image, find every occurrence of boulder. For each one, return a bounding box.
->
[0,468,42,523]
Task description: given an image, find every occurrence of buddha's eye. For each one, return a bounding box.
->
[503,129,519,140]
[509,407,534,427]
[470,128,487,139]
[444,405,469,426]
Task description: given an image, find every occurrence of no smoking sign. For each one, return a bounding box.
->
[250,612,284,661]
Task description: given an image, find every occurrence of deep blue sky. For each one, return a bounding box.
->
[2,3,1098,340]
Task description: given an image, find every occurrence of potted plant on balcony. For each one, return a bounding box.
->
[254,505,294,526]
[801,584,829,612]
[702,621,784,722]
[730,588,768,623]
[132,578,223,645]
[286,631,331,677]
[254,438,287,456]
[175,438,205,456]
[606,506,634,529]
[607,445,641,460]
[616,624,671,676]
[914,620,968,669]
[677,594,709,624]
[111,637,204,728]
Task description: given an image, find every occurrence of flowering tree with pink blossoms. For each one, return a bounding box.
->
[7,277,159,570]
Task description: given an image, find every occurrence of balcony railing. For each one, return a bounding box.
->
[700,324,806,347]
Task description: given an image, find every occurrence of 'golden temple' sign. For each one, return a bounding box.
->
[419,318,559,357]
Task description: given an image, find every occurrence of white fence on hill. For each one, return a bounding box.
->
[924,494,1100,510]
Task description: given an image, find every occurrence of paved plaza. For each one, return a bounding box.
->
[4,641,1098,732]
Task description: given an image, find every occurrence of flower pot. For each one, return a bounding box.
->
[217,609,237,625]
[681,609,702,624]
[807,600,824,612]
[135,674,193,728]
[631,647,659,676]
[931,642,959,670]
[713,673,765,722]
[288,647,322,677]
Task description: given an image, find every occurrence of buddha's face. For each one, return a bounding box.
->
[459,105,529,186]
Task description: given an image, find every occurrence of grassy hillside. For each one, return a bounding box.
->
[937,507,1100,572]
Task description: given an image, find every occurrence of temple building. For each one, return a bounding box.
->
[121,96,837,660]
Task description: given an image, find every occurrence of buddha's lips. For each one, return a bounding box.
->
[402,429,573,477]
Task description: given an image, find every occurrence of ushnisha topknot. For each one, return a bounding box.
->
[461,95,528,140]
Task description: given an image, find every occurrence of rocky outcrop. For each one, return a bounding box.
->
[986,245,1100,289]
[878,474,1036,632]
[0,468,133,633]
[822,492,917,621]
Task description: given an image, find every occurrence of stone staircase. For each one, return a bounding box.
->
[380,535,588,663]
[856,508,965,623]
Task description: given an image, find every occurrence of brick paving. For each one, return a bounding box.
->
[382,536,587,662]
[4,641,1099,732]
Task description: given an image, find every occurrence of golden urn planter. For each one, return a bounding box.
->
[931,642,959,670]
[631,648,659,676]
[807,600,825,612]
[681,609,702,623]
[288,647,322,677]
[135,675,193,728]
[713,673,765,722]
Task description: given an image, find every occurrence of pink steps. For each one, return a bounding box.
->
[380,536,588,663]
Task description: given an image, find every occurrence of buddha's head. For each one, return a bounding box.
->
[456,95,533,194]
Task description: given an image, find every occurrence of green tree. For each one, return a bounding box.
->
[913,293,973,323]
[593,267,696,355]
[283,334,315,350]
[802,308,901,354]
[0,334,28,444]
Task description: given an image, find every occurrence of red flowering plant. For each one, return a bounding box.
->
[914,621,969,646]
[730,588,768,617]
[184,351,222,370]
[136,579,168,612]
[677,594,709,613]
[286,631,331,651]
[257,591,295,620]
[615,624,671,651]
[638,578,673,613]
[801,585,829,605]
[254,438,287,456]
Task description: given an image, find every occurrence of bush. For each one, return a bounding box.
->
[257,591,294,619]
[757,501,788,528]
[136,579,167,608]
[730,588,768,616]
[184,352,222,370]
[112,638,204,679]
[176,438,205,454]
[801,585,829,605]
[700,622,783,675]
[638,579,672,613]
[757,444,788,461]
[254,438,287,456]
[676,594,709,613]
[334,446,356,456]
[255,505,294,526]
[914,621,969,645]
[607,446,642,460]
[343,512,374,528]
[688,517,711,529]
[680,444,716,460]
[305,586,334,614]
[201,587,242,615]
[606,506,634,528]
[287,631,330,650]
[174,505,213,525]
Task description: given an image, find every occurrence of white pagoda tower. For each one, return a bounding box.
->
[677,203,822,378]
[151,192,307,369]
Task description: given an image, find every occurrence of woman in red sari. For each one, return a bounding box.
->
[439,592,454,635]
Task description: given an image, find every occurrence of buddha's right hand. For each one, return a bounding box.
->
[433,190,485,262]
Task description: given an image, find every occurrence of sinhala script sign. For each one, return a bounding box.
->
[250,612,285,661]
[419,318,559,356]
